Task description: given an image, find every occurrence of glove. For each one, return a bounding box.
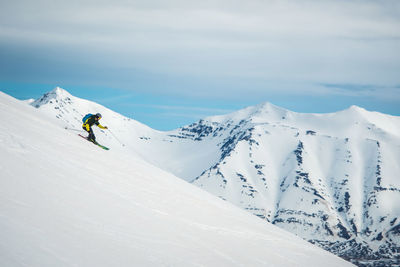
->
[104,126,108,129]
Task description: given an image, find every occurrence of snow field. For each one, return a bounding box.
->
[0,91,354,266]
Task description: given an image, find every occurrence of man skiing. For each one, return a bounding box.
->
[82,113,108,143]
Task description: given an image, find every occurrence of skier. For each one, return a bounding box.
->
[82,113,108,142]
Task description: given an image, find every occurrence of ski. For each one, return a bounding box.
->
[78,134,110,150]
[94,143,110,150]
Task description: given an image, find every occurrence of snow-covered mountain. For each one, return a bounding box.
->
[168,103,400,266]
[27,87,400,266]
[0,90,355,266]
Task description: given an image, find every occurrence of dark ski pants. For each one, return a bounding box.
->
[83,125,96,141]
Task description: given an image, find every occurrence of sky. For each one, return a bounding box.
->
[0,0,399,130]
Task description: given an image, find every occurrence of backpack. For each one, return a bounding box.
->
[82,113,93,123]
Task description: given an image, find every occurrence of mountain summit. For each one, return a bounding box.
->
[31,87,73,107]
[205,102,291,124]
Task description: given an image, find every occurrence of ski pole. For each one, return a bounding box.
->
[107,128,125,147]
[64,126,85,132]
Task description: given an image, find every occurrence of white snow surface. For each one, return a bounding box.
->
[11,86,400,265]
[0,91,354,266]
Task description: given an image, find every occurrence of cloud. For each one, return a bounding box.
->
[0,0,399,101]
[322,83,378,92]
[124,103,232,114]
[320,83,400,101]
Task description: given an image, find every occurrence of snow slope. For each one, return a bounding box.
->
[0,91,354,266]
[25,87,400,266]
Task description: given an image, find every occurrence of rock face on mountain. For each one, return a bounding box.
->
[168,103,400,267]
[31,88,400,266]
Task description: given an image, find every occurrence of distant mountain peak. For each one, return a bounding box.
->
[31,87,73,108]
[252,101,290,116]
[342,105,368,114]
[52,86,68,94]
[47,87,72,99]
[206,101,291,124]
[254,101,281,111]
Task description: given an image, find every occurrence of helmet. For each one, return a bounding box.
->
[95,113,102,119]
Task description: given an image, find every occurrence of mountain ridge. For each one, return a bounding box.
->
[25,87,400,266]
